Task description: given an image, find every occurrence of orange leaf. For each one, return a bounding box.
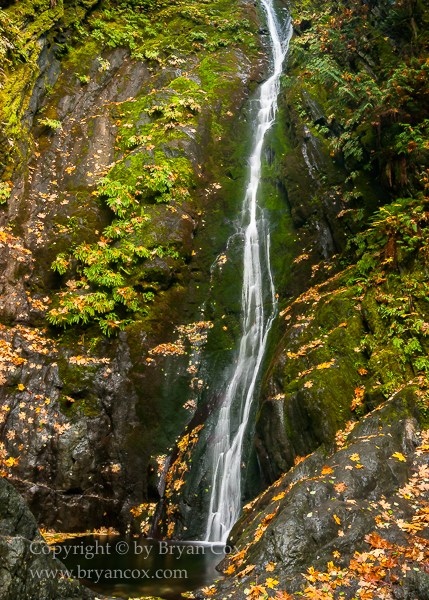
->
[334,482,347,492]
[272,491,286,502]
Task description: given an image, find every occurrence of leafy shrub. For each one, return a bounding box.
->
[0,182,11,204]
[39,117,62,130]
[75,73,90,84]
[97,57,111,71]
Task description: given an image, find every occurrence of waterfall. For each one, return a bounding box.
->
[204,1,292,543]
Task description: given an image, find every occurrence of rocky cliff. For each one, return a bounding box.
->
[1,0,429,597]
[0,0,268,534]
[0,472,103,599]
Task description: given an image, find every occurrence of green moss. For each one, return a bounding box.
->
[56,357,100,417]
[169,77,200,93]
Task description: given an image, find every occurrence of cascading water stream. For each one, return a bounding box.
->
[204,1,292,543]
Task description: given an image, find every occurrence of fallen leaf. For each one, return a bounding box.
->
[237,564,255,578]
[276,592,293,600]
[334,482,347,492]
[272,491,285,502]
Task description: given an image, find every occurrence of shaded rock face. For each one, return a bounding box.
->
[3,326,138,532]
[0,474,99,600]
[0,0,265,533]
[198,390,429,600]
[255,279,367,483]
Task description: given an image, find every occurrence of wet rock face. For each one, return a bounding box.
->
[0,0,264,534]
[255,281,367,483]
[0,474,98,600]
[0,325,143,532]
[200,390,429,600]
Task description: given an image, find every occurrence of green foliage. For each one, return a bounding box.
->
[98,313,131,337]
[283,0,429,402]
[350,195,429,275]
[0,182,11,204]
[97,179,136,218]
[145,96,201,123]
[75,73,90,84]
[143,49,159,60]
[51,253,70,275]
[0,8,26,71]
[97,57,111,71]
[48,156,187,333]
[290,0,429,187]
[39,117,62,130]
[79,0,256,60]
[1,0,256,341]
[48,290,116,327]
[395,121,429,156]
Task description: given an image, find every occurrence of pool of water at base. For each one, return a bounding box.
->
[56,536,226,599]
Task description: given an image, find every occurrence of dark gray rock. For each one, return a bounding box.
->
[0,473,103,600]
[198,389,429,600]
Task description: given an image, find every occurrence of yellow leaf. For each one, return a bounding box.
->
[334,514,341,525]
[321,465,333,475]
[316,360,335,370]
[272,492,285,502]
[17,384,25,391]
[350,453,360,462]
[392,452,406,462]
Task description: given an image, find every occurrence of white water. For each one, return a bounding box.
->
[204,1,292,543]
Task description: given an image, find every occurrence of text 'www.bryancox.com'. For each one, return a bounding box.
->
[30,567,188,584]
